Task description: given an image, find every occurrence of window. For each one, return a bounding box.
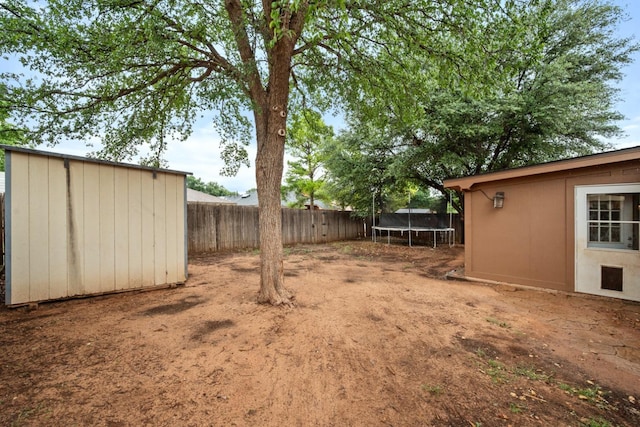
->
[588,195,622,243]
[587,193,640,250]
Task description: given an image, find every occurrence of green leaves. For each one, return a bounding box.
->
[335,0,637,216]
[1,0,635,194]
[282,108,332,208]
[1,0,250,162]
[0,83,26,170]
[266,0,306,48]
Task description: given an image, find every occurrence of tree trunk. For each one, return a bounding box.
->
[255,111,292,305]
[228,0,308,305]
[254,40,295,305]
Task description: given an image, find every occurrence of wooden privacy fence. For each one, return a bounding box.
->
[0,199,461,269]
[187,203,366,254]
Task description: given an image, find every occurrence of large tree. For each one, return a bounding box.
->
[339,0,638,215]
[0,0,519,304]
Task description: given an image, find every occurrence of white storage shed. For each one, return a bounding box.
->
[3,145,190,305]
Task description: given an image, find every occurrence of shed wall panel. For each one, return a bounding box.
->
[83,164,102,295]
[153,173,167,284]
[528,180,567,283]
[114,167,130,290]
[9,153,31,304]
[164,173,179,284]
[48,158,68,299]
[99,165,116,293]
[176,180,186,279]
[127,169,143,288]
[141,170,156,287]
[28,155,50,302]
[67,161,85,296]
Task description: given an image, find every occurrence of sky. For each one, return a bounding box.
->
[8,0,640,193]
[606,1,640,149]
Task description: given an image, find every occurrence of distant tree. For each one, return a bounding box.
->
[407,189,447,213]
[324,123,406,217]
[186,176,237,197]
[282,109,331,209]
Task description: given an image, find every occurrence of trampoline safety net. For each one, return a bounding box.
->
[372,213,455,248]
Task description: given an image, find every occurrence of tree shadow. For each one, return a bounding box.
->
[190,319,235,341]
[140,295,207,316]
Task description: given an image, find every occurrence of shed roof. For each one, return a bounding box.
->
[0,145,192,176]
[444,146,640,191]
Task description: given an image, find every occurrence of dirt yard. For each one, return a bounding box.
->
[1,241,639,426]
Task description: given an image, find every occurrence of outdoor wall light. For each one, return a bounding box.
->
[493,192,505,208]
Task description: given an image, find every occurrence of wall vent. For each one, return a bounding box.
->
[601,266,623,291]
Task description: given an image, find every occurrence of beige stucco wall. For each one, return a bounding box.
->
[6,150,187,305]
[463,161,640,293]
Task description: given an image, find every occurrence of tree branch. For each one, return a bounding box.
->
[225,0,266,104]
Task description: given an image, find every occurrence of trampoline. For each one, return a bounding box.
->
[372,213,455,248]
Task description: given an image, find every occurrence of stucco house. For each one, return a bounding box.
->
[444,146,640,302]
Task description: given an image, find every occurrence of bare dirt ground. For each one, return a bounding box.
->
[1,240,639,427]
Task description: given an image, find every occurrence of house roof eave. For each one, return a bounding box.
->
[444,146,640,191]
